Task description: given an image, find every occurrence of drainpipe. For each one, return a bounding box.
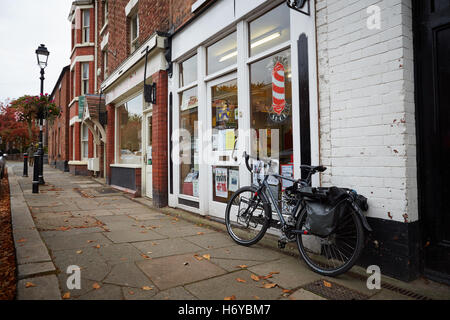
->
[94,0,98,92]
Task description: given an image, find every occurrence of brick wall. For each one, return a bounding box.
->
[48,66,71,170]
[151,70,168,207]
[316,0,417,223]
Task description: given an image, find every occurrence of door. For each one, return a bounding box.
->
[414,0,450,282]
[145,113,153,198]
[207,74,242,218]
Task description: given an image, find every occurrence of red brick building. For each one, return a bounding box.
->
[48,66,71,172]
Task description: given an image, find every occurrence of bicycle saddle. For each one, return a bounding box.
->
[300,165,327,173]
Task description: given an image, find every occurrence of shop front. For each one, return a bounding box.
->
[101,33,168,203]
[169,0,318,220]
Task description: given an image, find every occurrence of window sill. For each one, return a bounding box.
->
[68,161,88,165]
[110,163,142,169]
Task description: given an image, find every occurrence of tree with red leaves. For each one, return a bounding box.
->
[0,100,38,152]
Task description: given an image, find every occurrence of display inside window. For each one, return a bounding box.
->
[179,55,197,87]
[211,79,239,203]
[179,87,199,197]
[117,94,143,165]
[207,31,237,75]
[250,49,293,191]
[249,4,290,57]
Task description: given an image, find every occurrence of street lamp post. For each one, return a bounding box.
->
[35,44,49,186]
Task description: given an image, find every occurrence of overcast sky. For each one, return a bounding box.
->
[0,0,74,103]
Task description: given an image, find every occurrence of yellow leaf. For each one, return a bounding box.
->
[251,274,260,282]
[224,295,236,300]
[253,296,260,300]
[194,255,203,261]
[62,292,71,299]
[25,282,36,288]
[236,265,248,269]
[202,254,211,260]
[263,283,277,289]
[323,281,332,288]
[76,250,83,254]
[236,278,246,283]
[142,286,153,291]
[94,244,101,249]
[92,283,101,290]
[283,289,292,293]
[197,232,204,235]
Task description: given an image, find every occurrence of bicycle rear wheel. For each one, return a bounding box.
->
[295,204,365,276]
[225,186,271,246]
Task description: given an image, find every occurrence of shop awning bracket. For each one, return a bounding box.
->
[142,45,157,104]
[286,0,310,16]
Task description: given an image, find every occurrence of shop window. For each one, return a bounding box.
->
[117,94,143,165]
[82,9,90,43]
[250,49,293,194]
[81,63,89,95]
[81,124,89,160]
[179,54,197,87]
[207,31,237,75]
[211,79,239,203]
[249,4,290,57]
[179,86,199,197]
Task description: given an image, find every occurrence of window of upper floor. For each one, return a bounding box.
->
[102,0,108,26]
[129,13,139,54]
[81,62,89,95]
[82,9,90,43]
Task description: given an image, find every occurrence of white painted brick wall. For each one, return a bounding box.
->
[316,0,418,223]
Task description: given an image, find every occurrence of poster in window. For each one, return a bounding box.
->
[228,169,239,192]
[281,164,294,190]
[215,168,228,198]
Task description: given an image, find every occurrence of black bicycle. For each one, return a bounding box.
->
[225,152,372,277]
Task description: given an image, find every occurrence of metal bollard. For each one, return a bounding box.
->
[32,152,40,194]
[23,153,28,177]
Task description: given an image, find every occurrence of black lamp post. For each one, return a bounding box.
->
[35,44,49,186]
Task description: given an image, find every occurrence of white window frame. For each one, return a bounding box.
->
[82,9,90,43]
[103,0,108,25]
[103,50,108,78]
[130,13,139,53]
[81,62,89,95]
[81,123,89,160]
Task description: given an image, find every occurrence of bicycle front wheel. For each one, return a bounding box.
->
[296,204,365,277]
[225,186,271,246]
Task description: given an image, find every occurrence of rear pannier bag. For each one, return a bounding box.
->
[304,187,349,237]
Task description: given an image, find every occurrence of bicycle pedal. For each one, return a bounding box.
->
[278,240,286,249]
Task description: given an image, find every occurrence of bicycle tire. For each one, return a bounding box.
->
[295,204,365,277]
[225,186,271,246]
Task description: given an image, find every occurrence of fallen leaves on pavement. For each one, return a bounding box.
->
[236,265,248,269]
[62,292,71,299]
[92,283,101,290]
[262,283,277,289]
[224,295,236,300]
[236,278,246,283]
[323,280,332,288]
[25,282,36,288]
[202,254,211,260]
[142,286,153,291]
[251,274,260,281]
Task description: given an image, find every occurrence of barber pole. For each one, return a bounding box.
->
[272,62,286,116]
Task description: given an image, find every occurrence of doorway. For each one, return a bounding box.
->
[207,74,242,219]
[414,0,450,283]
[145,113,153,198]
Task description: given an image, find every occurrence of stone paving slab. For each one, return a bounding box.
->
[17,275,62,300]
[103,229,167,243]
[184,232,236,250]
[18,261,56,280]
[103,262,156,288]
[150,286,197,300]
[52,247,111,281]
[185,270,284,300]
[199,244,285,262]
[136,253,227,291]
[288,288,326,300]
[44,232,112,251]
[132,238,204,258]
[97,243,146,264]
[248,257,321,290]
[40,227,105,238]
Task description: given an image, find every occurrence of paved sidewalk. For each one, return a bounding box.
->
[8,162,450,300]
